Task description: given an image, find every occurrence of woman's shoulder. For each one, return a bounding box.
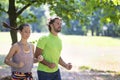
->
[10,42,20,51]
[12,42,19,47]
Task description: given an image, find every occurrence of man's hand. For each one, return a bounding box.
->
[48,63,56,69]
[38,55,44,62]
[65,63,72,70]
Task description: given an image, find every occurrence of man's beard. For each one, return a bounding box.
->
[55,29,61,32]
[53,26,61,32]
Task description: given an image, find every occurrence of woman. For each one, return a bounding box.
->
[4,23,43,80]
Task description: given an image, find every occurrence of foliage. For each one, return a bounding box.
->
[80,0,120,24]
[62,20,87,35]
[79,66,91,71]
[45,0,120,36]
[0,0,120,44]
[29,6,47,32]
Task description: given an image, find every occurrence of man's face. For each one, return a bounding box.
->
[52,19,62,32]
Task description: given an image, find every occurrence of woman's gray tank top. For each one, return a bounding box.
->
[11,42,33,73]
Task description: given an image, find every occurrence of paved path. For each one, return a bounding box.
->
[0,66,120,80]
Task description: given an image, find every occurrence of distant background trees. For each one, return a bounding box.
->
[0,0,120,44]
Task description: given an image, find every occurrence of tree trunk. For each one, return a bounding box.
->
[91,26,94,36]
[8,0,17,45]
[10,30,17,45]
[96,26,99,36]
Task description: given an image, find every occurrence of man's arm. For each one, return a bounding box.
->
[34,47,56,68]
[59,57,67,68]
[59,57,72,70]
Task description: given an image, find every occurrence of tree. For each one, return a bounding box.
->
[1,0,37,44]
[0,0,120,44]
[51,0,120,36]
[0,0,80,44]
[79,0,120,36]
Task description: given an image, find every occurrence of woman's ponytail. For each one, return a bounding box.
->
[2,22,18,30]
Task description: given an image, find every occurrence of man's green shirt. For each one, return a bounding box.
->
[37,33,62,73]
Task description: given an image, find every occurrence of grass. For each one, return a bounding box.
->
[0,32,120,72]
[61,35,120,46]
[79,65,119,75]
[0,32,11,42]
[0,32,120,46]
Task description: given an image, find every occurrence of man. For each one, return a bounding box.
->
[35,17,72,80]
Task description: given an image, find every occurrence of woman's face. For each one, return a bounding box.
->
[20,26,31,40]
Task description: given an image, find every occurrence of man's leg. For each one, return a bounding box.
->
[52,69,61,80]
[37,70,52,80]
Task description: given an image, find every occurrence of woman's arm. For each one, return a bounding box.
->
[4,44,24,68]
